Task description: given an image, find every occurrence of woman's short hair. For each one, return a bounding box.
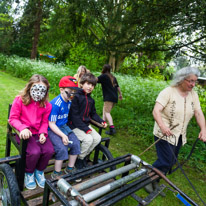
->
[171,66,200,86]
[80,73,97,87]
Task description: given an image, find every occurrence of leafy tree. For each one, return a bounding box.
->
[0,0,16,54]
[42,1,183,71]
[30,0,43,59]
[11,0,55,58]
[2,0,206,75]
[43,0,206,72]
[0,14,14,54]
[173,56,190,70]
[146,0,206,64]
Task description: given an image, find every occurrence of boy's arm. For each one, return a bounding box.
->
[90,99,104,124]
[70,96,91,133]
[49,121,69,145]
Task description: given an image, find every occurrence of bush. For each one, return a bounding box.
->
[65,43,107,71]
[120,53,167,80]
[0,53,75,94]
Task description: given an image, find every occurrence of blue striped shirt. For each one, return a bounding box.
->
[49,94,71,127]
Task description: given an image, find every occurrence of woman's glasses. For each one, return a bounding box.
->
[184,79,198,84]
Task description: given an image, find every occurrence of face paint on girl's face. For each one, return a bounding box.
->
[30,84,47,102]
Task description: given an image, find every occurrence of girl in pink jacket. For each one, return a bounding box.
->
[9,74,54,190]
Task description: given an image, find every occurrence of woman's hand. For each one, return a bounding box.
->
[20,128,32,139]
[194,109,206,142]
[62,135,69,145]
[39,133,46,144]
[198,129,206,142]
[159,125,173,137]
[153,102,173,137]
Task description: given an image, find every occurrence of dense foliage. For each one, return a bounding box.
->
[1,0,206,74]
[0,54,205,170]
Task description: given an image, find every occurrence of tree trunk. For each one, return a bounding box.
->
[116,54,127,72]
[109,51,116,72]
[109,51,127,72]
[30,0,43,59]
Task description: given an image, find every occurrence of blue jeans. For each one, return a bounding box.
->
[48,130,80,160]
[152,135,182,175]
[59,124,72,136]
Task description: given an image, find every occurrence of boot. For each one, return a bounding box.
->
[75,158,84,170]
[105,127,116,135]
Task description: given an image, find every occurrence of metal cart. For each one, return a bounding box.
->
[0,105,199,206]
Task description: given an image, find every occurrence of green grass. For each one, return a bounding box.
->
[0,71,205,206]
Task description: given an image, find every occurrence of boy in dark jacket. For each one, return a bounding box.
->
[68,73,107,169]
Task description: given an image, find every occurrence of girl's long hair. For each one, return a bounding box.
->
[76,65,87,80]
[101,64,115,87]
[20,74,50,107]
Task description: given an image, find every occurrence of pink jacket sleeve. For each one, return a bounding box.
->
[38,102,52,137]
[8,96,29,132]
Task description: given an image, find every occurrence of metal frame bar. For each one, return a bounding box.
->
[73,162,139,192]
[92,174,159,206]
[93,138,110,165]
[42,154,131,204]
[82,169,147,203]
[0,155,21,164]
[43,154,199,206]
[6,104,28,192]
[147,165,199,206]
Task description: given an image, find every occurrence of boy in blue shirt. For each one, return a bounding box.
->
[48,76,81,179]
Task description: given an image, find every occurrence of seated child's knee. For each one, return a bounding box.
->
[47,147,55,156]
[94,134,101,145]
[56,147,68,157]
[69,133,80,147]
[29,149,41,158]
[84,135,93,145]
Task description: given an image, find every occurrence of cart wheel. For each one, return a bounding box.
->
[89,144,116,171]
[0,164,20,206]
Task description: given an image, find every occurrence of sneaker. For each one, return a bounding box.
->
[105,127,116,135]
[64,167,82,182]
[75,158,84,170]
[51,171,63,180]
[64,166,76,174]
[25,172,36,190]
[34,169,45,188]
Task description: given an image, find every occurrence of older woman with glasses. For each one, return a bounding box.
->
[146,66,206,194]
